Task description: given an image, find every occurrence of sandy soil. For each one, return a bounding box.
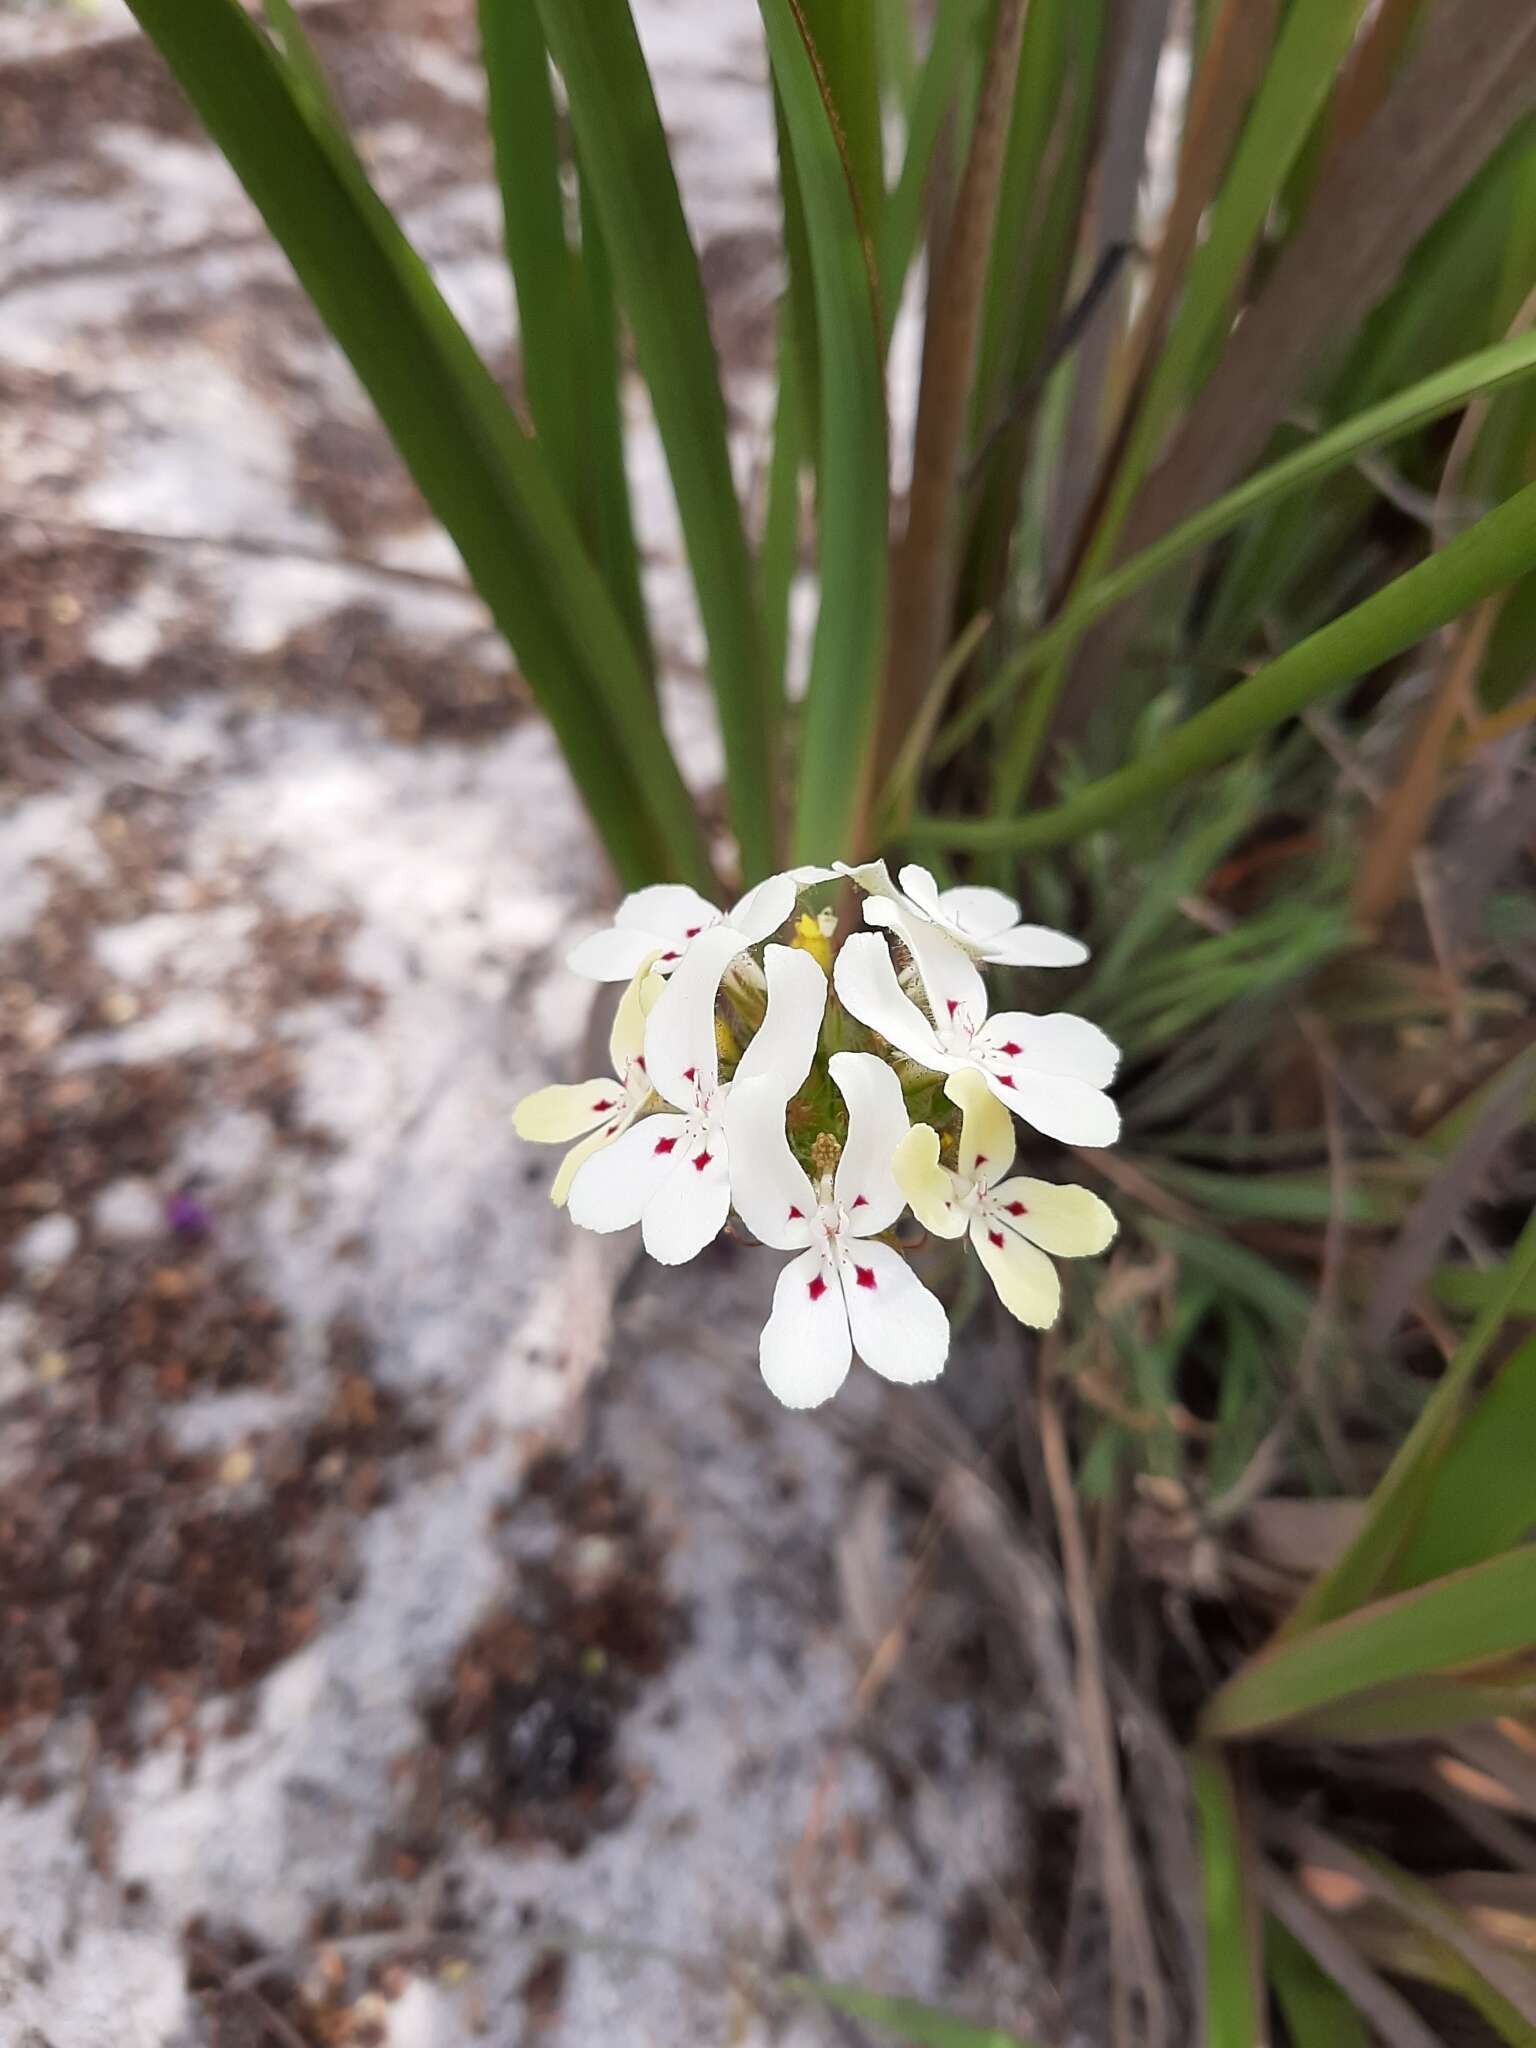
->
[0,5,1051,2043]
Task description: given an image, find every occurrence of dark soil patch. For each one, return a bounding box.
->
[0,1320,429,1773]
[403,1454,685,1861]
[293,417,430,548]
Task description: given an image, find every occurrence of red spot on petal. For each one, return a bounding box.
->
[855,1265,876,1290]
[1006,1200,1028,1216]
[999,1041,1022,1058]
[946,999,960,1018]
[682,1066,696,1083]
[684,925,702,938]
[808,1274,827,1302]
[660,951,679,962]
[974,1154,987,1167]
[654,1136,678,1154]
[692,1150,712,1172]
[590,1098,617,1114]
[635,1055,647,1071]
[995,1073,1016,1089]
[989,1229,1005,1248]
[851,1194,868,1210]
[787,1204,804,1220]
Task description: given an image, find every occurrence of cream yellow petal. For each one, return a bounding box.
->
[970,1216,1060,1328]
[513,1079,619,1144]
[943,1067,1015,1186]
[891,1124,966,1239]
[550,1126,612,1207]
[991,1178,1117,1258]
[608,957,665,1069]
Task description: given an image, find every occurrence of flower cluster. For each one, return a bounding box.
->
[513,862,1119,1409]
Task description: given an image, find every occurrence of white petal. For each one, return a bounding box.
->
[933,882,1019,939]
[566,926,662,982]
[609,962,665,1069]
[614,883,720,939]
[980,923,1090,969]
[840,1240,949,1385]
[567,1115,686,1233]
[722,1076,815,1251]
[641,1138,732,1266]
[970,1214,1061,1327]
[895,863,946,921]
[982,1010,1120,1088]
[984,1067,1121,1147]
[833,858,896,899]
[943,1067,1015,1186]
[759,1246,853,1409]
[643,923,748,1107]
[513,1078,621,1144]
[551,1126,611,1207]
[734,943,827,1095]
[830,1051,910,1236]
[891,1124,966,1239]
[865,897,988,1028]
[729,871,798,944]
[990,1178,1117,1258]
[832,933,948,1069]
[786,864,838,886]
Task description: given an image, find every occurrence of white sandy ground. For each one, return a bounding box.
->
[0,4,1054,2043]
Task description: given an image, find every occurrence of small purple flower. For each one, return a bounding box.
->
[165,1191,212,1242]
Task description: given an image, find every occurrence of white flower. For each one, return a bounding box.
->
[512,961,664,1205]
[838,859,1087,970]
[568,930,826,1265]
[833,930,1121,1147]
[724,1051,949,1409]
[893,1070,1116,1327]
[567,867,834,981]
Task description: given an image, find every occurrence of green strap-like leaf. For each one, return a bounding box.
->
[1202,1546,1536,1741]
[1191,1751,1264,2048]
[784,1973,1041,2047]
[910,472,1536,853]
[760,0,890,863]
[536,0,777,879]
[127,0,712,893]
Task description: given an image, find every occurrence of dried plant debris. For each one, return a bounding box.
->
[411,1456,685,1858]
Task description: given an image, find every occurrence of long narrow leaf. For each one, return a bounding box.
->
[537,0,777,879]
[1202,1547,1536,1741]
[1266,1916,1372,2048]
[1390,1336,1536,1589]
[761,0,890,862]
[784,1974,1040,2048]
[879,0,988,320]
[911,474,1536,852]
[1191,1751,1264,2048]
[127,0,712,892]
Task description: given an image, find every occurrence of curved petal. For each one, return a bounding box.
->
[982,1010,1120,1088]
[722,1076,815,1251]
[787,863,838,886]
[734,943,827,1095]
[729,871,798,945]
[513,1079,620,1144]
[891,1124,965,1240]
[980,923,1090,969]
[609,962,665,1070]
[760,1246,852,1409]
[970,1215,1060,1327]
[551,1126,611,1207]
[991,1178,1117,1258]
[567,1114,686,1233]
[830,1051,910,1236]
[642,1140,732,1266]
[644,923,749,1107]
[865,898,987,1028]
[614,883,720,938]
[834,858,896,900]
[932,882,1019,939]
[832,934,947,1069]
[566,925,662,982]
[984,1067,1121,1147]
[894,863,945,921]
[942,1066,1016,1186]
[841,1240,949,1384]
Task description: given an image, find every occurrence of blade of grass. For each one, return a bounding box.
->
[1267,1914,1372,2048]
[1191,1751,1265,2047]
[1288,1202,1536,1632]
[1276,1669,1536,1746]
[1264,1870,1443,2048]
[760,0,890,863]
[127,0,710,893]
[793,0,884,239]
[783,1975,1041,2048]
[1392,1337,1536,1589]
[910,473,1536,853]
[879,0,989,322]
[1203,1548,1536,1742]
[761,305,803,701]
[934,330,1536,765]
[478,0,586,518]
[535,0,777,878]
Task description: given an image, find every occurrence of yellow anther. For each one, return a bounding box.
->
[789,909,833,973]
